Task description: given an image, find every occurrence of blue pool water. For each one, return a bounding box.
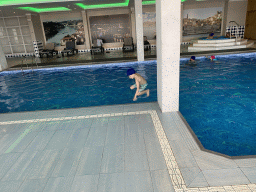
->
[199,36,229,40]
[1,53,256,156]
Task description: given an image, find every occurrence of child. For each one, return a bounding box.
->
[190,56,196,62]
[127,68,150,101]
[210,55,217,61]
[207,33,214,39]
[206,55,217,61]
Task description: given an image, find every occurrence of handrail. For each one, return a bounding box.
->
[229,21,240,40]
[229,21,239,26]
[21,56,24,75]
[33,54,39,68]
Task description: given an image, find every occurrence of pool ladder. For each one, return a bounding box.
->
[229,21,240,41]
[21,54,39,75]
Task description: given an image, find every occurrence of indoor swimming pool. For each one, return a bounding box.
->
[0,52,256,156]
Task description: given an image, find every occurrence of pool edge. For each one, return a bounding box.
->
[177,111,256,159]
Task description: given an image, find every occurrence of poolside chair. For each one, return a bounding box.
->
[61,41,78,57]
[123,37,134,52]
[144,36,151,51]
[91,39,104,55]
[39,43,58,58]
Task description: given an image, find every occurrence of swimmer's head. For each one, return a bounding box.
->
[190,56,195,61]
[127,68,136,78]
[210,33,214,36]
[210,55,215,60]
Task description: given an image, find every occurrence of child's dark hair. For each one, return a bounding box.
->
[127,68,135,76]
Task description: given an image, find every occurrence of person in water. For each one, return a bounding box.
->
[190,56,196,62]
[207,32,214,39]
[206,55,217,61]
[127,68,150,101]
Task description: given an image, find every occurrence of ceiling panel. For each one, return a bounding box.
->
[0,0,129,7]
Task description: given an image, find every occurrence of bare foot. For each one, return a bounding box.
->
[147,89,150,97]
[133,97,137,101]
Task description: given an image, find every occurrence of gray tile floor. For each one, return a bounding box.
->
[0,103,173,192]
[0,102,256,192]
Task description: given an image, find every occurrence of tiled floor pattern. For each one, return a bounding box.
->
[0,110,256,192]
[0,110,173,192]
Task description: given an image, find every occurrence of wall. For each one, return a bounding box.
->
[87,7,131,44]
[31,14,45,47]
[226,0,248,26]
[142,5,156,40]
[40,12,83,46]
[244,0,256,39]
[0,42,8,71]
[0,15,34,57]
[39,8,131,45]
[183,0,224,10]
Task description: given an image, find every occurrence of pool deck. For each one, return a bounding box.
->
[0,102,255,192]
[5,42,256,71]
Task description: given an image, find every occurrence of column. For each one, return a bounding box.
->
[130,7,137,44]
[82,11,91,49]
[26,14,37,42]
[0,43,8,71]
[221,0,229,36]
[156,0,181,112]
[181,3,184,43]
[134,0,144,62]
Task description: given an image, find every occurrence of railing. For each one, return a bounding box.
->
[229,21,240,41]
[21,54,38,75]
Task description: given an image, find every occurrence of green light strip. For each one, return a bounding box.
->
[75,0,129,10]
[17,7,71,13]
[0,0,79,6]
[1,0,187,7]
[142,1,155,5]
[142,0,186,5]
[5,129,31,153]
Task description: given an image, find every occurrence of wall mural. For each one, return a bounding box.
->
[143,12,156,40]
[183,7,223,36]
[43,19,85,46]
[89,14,131,43]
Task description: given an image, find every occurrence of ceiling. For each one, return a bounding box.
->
[0,0,231,17]
[0,0,131,16]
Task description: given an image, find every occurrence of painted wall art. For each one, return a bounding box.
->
[143,12,156,40]
[183,7,223,36]
[43,19,85,46]
[89,14,131,43]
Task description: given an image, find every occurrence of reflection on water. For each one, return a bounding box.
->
[0,76,24,111]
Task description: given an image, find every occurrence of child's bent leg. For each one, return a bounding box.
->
[137,89,150,97]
